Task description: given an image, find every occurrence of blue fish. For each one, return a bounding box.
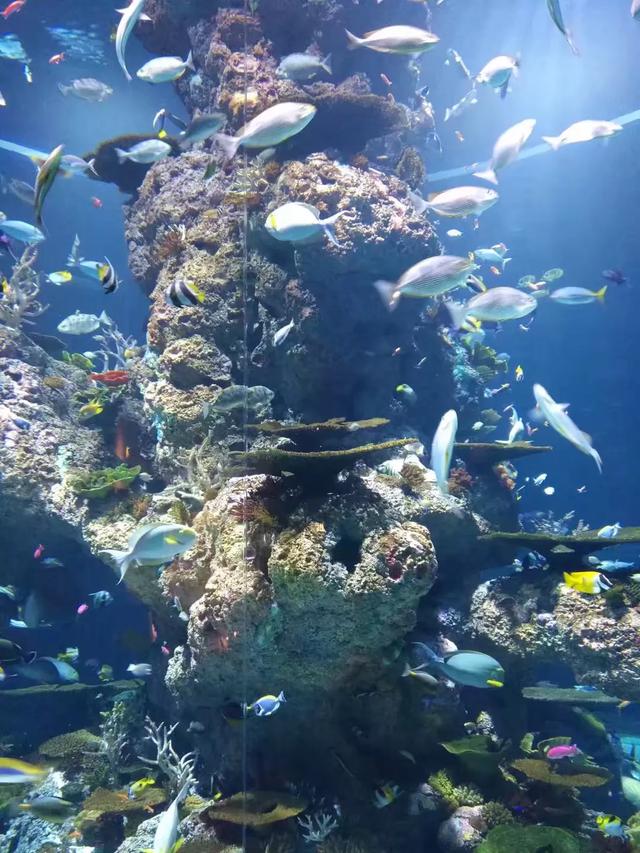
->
[245,691,286,717]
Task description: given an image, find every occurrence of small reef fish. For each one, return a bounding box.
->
[542,268,564,282]
[0,220,45,244]
[77,603,89,616]
[49,53,65,65]
[47,270,73,286]
[401,663,439,687]
[89,590,113,607]
[98,664,114,681]
[116,139,172,164]
[546,0,579,55]
[58,78,114,102]
[57,310,107,335]
[137,51,195,83]
[0,665,14,682]
[34,144,64,227]
[598,523,621,539]
[148,780,190,853]
[413,643,505,688]
[18,797,74,823]
[89,370,130,386]
[1,0,26,19]
[515,365,524,381]
[563,571,612,594]
[543,120,623,151]
[373,783,401,808]
[265,202,347,246]
[550,286,607,305]
[411,186,498,218]
[165,278,205,308]
[596,815,627,839]
[543,486,555,495]
[245,691,286,716]
[443,89,478,123]
[431,409,458,494]
[475,55,520,98]
[396,384,417,405]
[215,102,316,160]
[447,287,537,327]
[532,384,602,472]
[41,557,64,568]
[474,119,536,185]
[33,543,44,559]
[345,25,439,54]
[0,638,36,665]
[178,113,226,147]
[602,268,627,285]
[273,318,294,347]
[374,255,479,309]
[2,177,36,206]
[276,52,332,81]
[129,778,156,798]
[57,647,79,664]
[472,243,511,269]
[127,663,152,677]
[471,421,484,431]
[79,399,104,419]
[100,522,198,583]
[446,229,462,238]
[546,744,582,760]
[116,0,152,81]
[0,758,47,784]
[91,197,103,209]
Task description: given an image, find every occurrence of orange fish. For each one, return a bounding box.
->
[49,53,65,65]
[91,196,103,209]
[490,265,501,276]
[89,370,130,386]
[380,73,392,87]
[1,0,26,18]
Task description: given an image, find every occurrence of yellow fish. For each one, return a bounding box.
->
[563,571,611,594]
[128,777,156,798]
[0,757,48,784]
[515,365,524,382]
[79,399,104,419]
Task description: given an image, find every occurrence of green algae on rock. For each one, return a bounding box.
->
[67,463,142,499]
[511,757,612,787]
[477,824,581,853]
[38,728,102,767]
[203,790,307,826]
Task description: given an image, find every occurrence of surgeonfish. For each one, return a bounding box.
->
[475,55,519,98]
[58,78,113,102]
[265,202,347,246]
[0,758,48,784]
[472,243,511,269]
[542,120,623,151]
[431,409,458,494]
[215,102,316,160]
[546,0,579,55]
[532,383,602,472]
[0,638,36,664]
[344,25,439,55]
[374,255,479,309]
[549,286,607,305]
[18,796,74,823]
[178,113,225,147]
[14,656,79,684]
[136,52,195,83]
[115,139,172,164]
[100,522,198,583]
[116,0,152,82]
[413,643,505,688]
[0,220,45,244]
[245,691,286,717]
[597,523,621,539]
[563,571,612,594]
[34,144,64,227]
[447,287,537,328]
[276,52,332,81]
[474,119,536,185]
[147,780,190,853]
[412,186,498,218]
[443,89,478,123]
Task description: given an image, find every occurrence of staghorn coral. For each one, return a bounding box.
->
[138,717,196,797]
[0,246,47,328]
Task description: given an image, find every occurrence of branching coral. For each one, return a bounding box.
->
[138,717,197,797]
[98,700,131,782]
[92,314,140,370]
[297,807,340,842]
[0,246,47,327]
[481,801,514,829]
[428,770,484,812]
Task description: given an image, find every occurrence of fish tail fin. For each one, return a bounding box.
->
[596,285,607,301]
[115,148,127,164]
[344,28,363,49]
[542,135,562,151]
[401,662,411,677]
[445,300,469,329]
[100,549,132,583]
[214,133,241,161]
[185,50,195,72]
[411,641,442,665]
[57,83,70,97]
[87,158,99,177]
[563,572,574,588]
[591,447,603,473]
[373,280,399,311]
[278,691,286,703]
[473,168,498,185]
[322,211,346,246]
[444,107,452,122]
[502,257,512,269]
[24,651,37,664]
[567,32,580,56]
[321,53,332,74]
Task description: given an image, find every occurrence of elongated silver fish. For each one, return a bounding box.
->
[345,25,439,55]
[374,255,479,309]
[447,287,537,327]
[34,144,64,227]
[474,119,536,185]
[533,383,602,471]
[546,0,579,55]
[116,0,151,82]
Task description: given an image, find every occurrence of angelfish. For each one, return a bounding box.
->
[532,383,602,472]
[34,144,64,227]
[115,0,152,82]
[431,409,458,494]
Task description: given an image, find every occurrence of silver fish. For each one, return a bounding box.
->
[546,0,579,55]
[345,25,439,55]
[447,287,537,326]
[444,88,478,122]
[474,119,536,185]
[58,78,113,102]
[374,255,479,308]
[116,0,151,82]
[215,102,316,160]
[276,52,332,81]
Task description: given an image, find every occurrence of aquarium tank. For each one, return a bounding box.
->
[1,0,640,851]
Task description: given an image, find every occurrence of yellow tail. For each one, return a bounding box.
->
[596,285,607,301]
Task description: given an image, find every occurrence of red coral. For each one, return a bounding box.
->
[448,466,475,497]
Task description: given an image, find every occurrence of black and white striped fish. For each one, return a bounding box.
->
[99,258,119,294]
[165,278,205,308]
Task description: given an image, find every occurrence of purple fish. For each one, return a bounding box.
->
[602,269,627,286]
[547,744,581,760]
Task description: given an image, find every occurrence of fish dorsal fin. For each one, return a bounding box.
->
[295,202,321,217]
[128,523,167,548]
[580,430,592,444]
[558,402,570,411]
